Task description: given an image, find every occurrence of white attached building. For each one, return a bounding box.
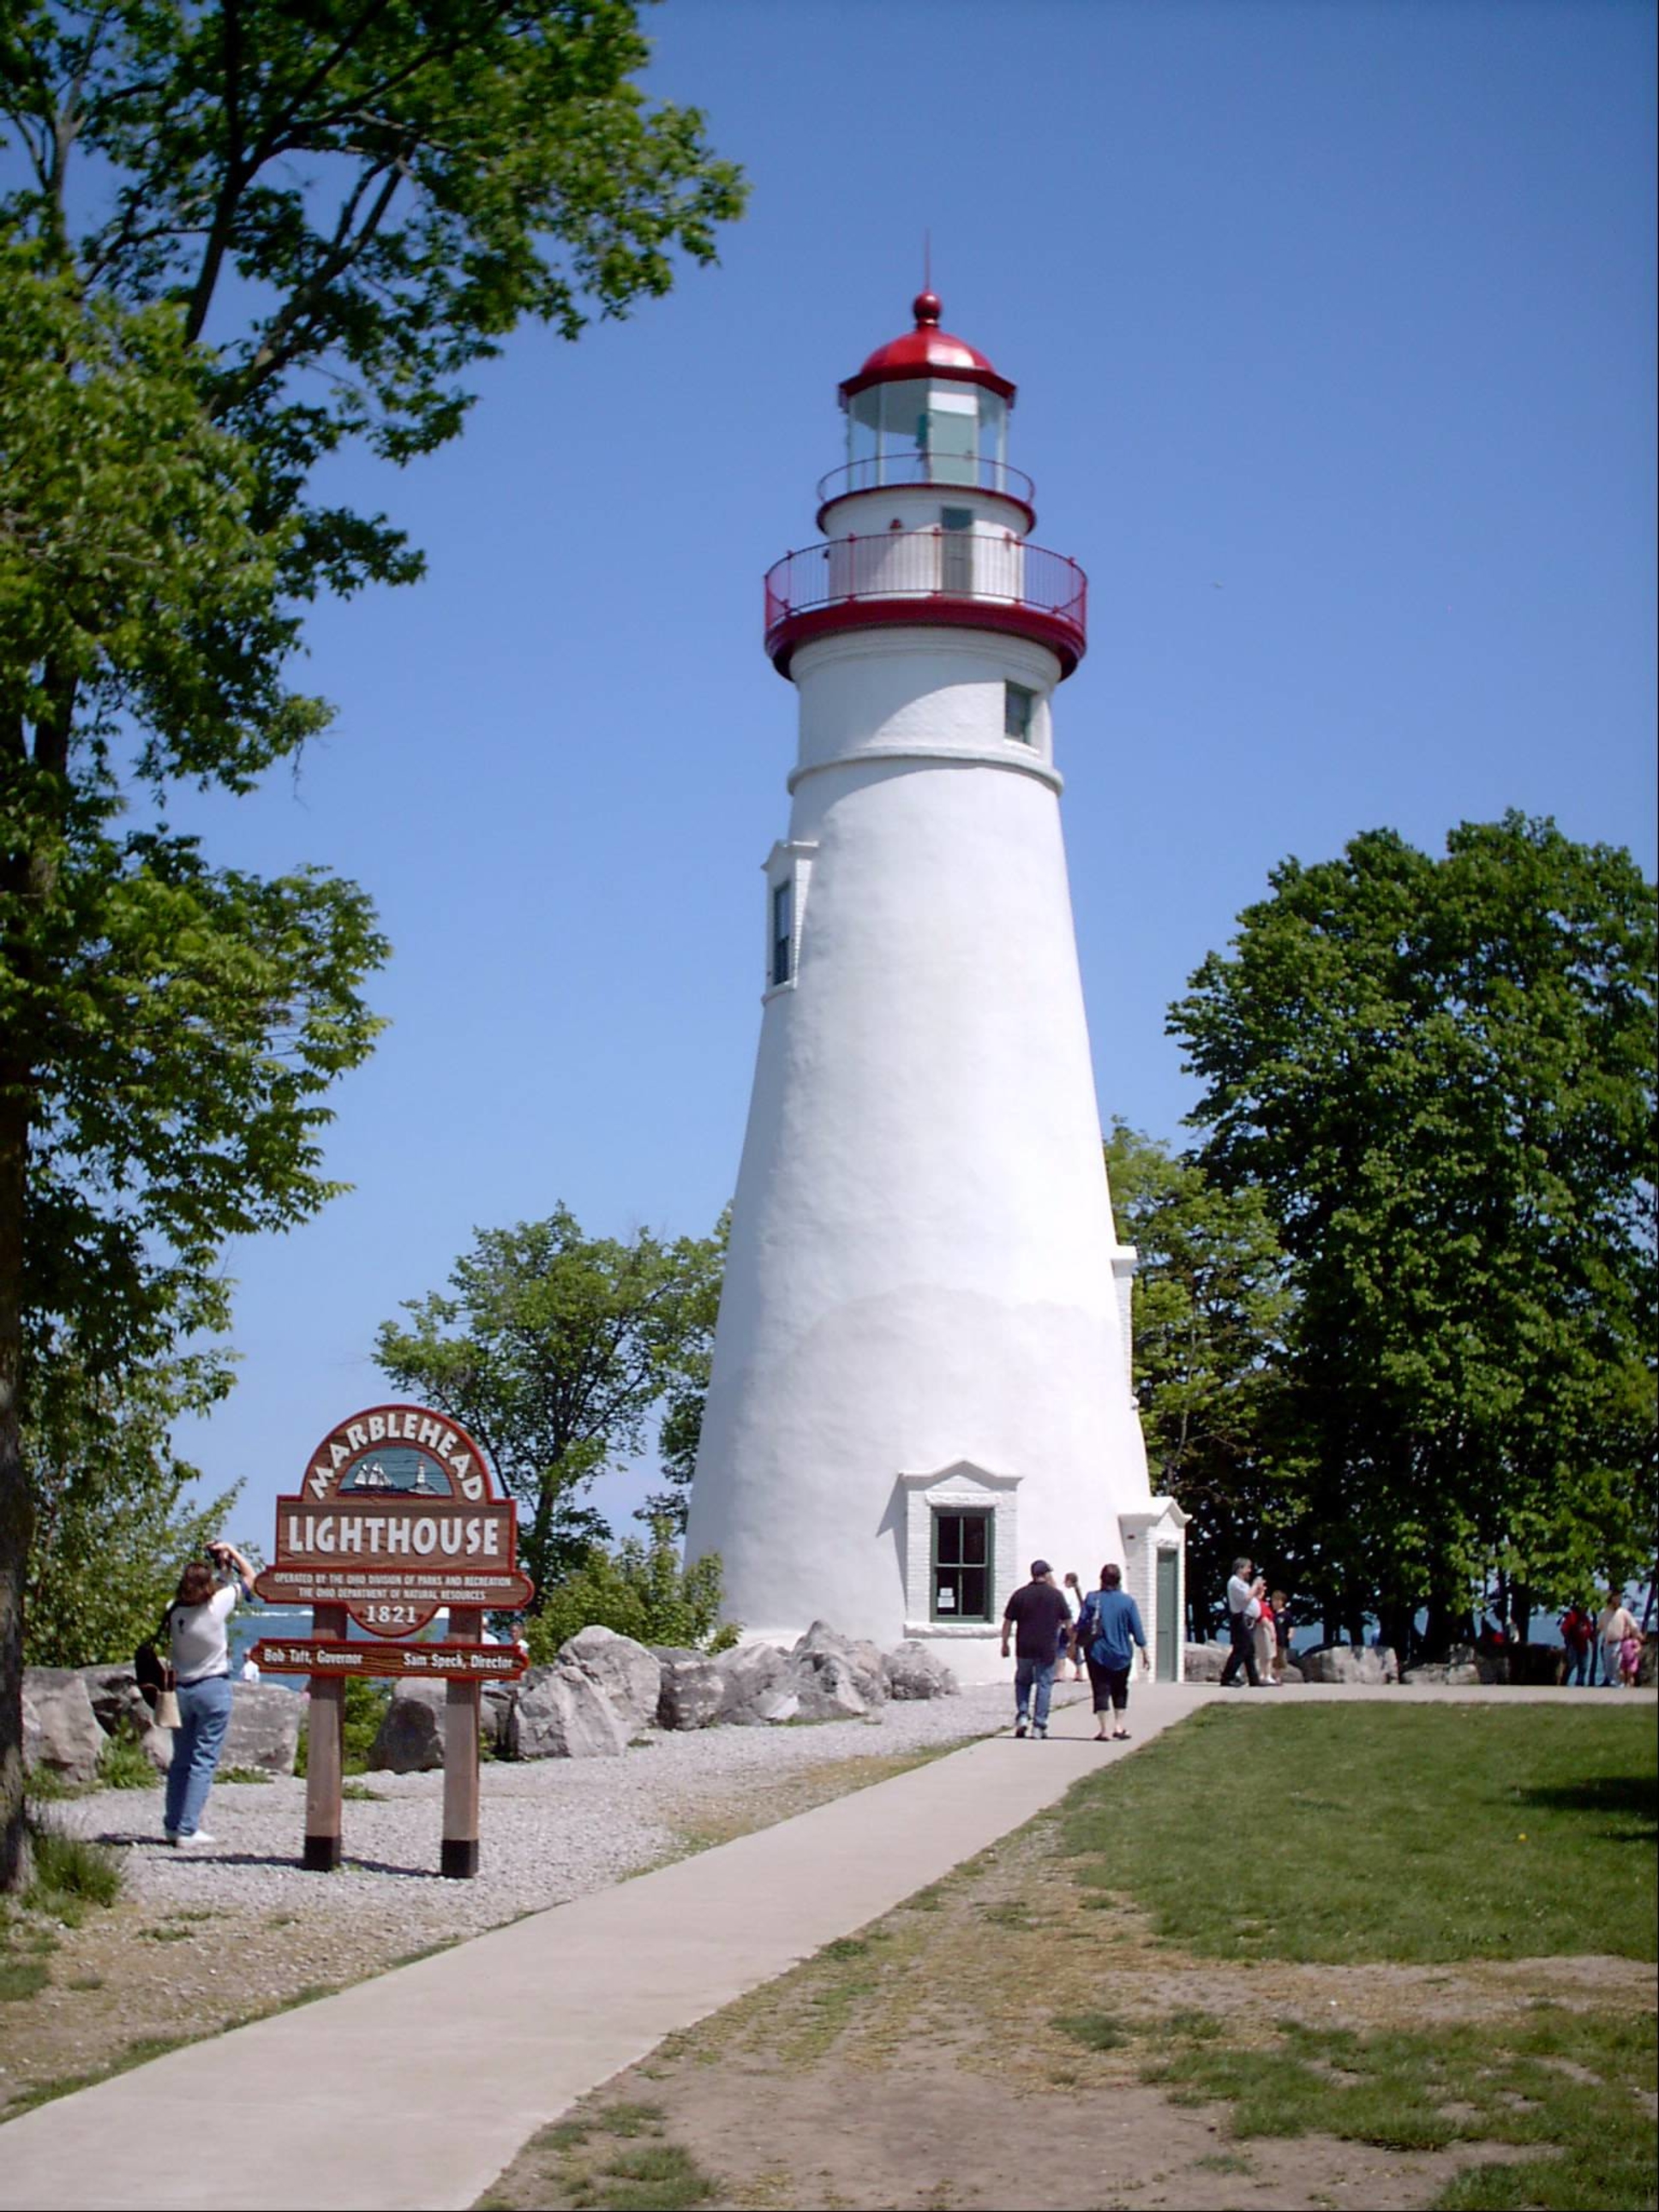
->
[686,292,1187,1682]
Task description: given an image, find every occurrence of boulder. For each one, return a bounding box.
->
[883,1642,959,1700]
[75,1665,173,1770]
[20,1668,105,1784]
[1297,1644,1399,1686]
[507,1663,628,1759]
[794,1622,889,1707]
[557,1626,662,1733]
[1508,1645,1565,1687]
[716,1642,796,1726]
[481,1681,515,1751]
[368,1685,445,1773]
[221,1682,304,1774]
[1638,1639,1656,1689]
[789,1649,870,1722]
[654,1648,726,1730]
[1183,1641,1232,1683]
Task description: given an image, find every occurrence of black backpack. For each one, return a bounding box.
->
[134,1610,176,1711]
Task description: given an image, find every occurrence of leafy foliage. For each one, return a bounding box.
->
[0,0,743,1887]
[1171,815,1657,1649]
[375,1207,728,1598]
[22,1358,239,1669]
[1105,1124,1291,1630]
[292,1676,389,1779]
[636,1207,728,1533]
[523,1523,734,1663]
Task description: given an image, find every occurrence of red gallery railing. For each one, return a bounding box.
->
[764,530,1087,674]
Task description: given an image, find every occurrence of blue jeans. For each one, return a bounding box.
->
[164,1674,234,1837]
[1015,1657,1057,1730]
[1566,1644,1590,1686]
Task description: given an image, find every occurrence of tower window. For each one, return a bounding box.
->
[932,1509,993,1622]
[1004,683,1037,743]
[770,878,794,988]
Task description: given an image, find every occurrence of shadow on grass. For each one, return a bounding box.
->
[1512,1772,1656,1841]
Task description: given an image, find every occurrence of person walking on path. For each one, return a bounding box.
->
[1219,1558,1263,1687]
[163,1540,256,1847]
[1559,1601,1595,1687]
[1597,1593,1639,1688]
[1075,1564,1149,1740]
[1061,1572,1087,1681]
[1002,1561,1071,1739]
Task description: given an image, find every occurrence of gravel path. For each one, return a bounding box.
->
[57,1685,1081,1945]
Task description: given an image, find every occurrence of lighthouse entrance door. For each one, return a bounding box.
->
[1155,1548,1181,1681]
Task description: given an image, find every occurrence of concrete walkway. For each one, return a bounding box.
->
[0,1681,1648,2212]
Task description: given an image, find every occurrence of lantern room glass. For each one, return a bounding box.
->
[845,378,1009,495]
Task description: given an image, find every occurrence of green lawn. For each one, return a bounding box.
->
[1061,1704,1656,1963]
[1058,1705,1656,2211]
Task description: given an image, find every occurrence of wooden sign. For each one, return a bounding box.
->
[261,1404,535,1879]
[251,1637,530,1681]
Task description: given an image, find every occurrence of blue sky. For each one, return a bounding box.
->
[165,0,1657,1546]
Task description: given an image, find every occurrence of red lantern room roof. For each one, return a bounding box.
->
[839,292,1017,405]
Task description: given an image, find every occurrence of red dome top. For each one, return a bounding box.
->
[839,292,1016,405]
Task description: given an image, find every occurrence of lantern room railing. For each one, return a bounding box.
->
[815,453,1036,514]
[764,529,1087,676]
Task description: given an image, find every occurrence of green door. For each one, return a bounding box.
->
[1155,1549,1181,1681]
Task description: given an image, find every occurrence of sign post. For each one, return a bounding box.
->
[254,1404,534,1878]
[303,1603,346,1872]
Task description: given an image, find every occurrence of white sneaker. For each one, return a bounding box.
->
[169,1831,217,1849]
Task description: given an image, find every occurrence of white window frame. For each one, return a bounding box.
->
[761,839,817,1000]
[897,1460,1021,1639]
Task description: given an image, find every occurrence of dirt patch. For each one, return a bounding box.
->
[0,1891,448,2114]
[478,1819,1656,2212]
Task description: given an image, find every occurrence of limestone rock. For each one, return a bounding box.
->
[1297,1644,1399,1687]
[507,1663,628,1759]
[1638,1639,1655,1689]
[794,1622,889,1707]
[481,1681,515,1751]
[1182,1642,1231,1683]
[654,1648,725,1730]
[221,1682,303,1774]
[368,1684,446,1773]
[789,1648,869,1722]
[75,1665,173,1770]
[882,1642,959,1700]
[716,1642,796,1725]
[558,1626,662,1733]
[20,1668,105,1784]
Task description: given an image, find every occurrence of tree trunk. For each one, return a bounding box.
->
[0,1082,32,1891]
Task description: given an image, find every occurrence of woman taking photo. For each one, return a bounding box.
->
[162,1540,256,1848]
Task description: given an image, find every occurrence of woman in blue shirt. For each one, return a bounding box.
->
[1073,1562,1149,1741]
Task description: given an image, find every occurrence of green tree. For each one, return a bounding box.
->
[1104,1124,1293,1634]
[1171,815,1657,1654]
[522,1520,734,1663]
[635,1204,728,1533]
[23,1357,243,1669]
[1,2,744,1885]
[374,1207,729,1598]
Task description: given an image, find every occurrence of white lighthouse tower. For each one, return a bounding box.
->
[687,291,1188,1682]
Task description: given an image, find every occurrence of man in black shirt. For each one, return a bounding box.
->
[1001,1560,1072,1738]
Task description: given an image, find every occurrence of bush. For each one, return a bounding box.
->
[23,1816,123,1923]
[524,1527,737,1665]
[97,1735,159,1790]
[294,1676,391,1777]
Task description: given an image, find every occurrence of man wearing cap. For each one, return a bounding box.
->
[1001,1561,1072,1739]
